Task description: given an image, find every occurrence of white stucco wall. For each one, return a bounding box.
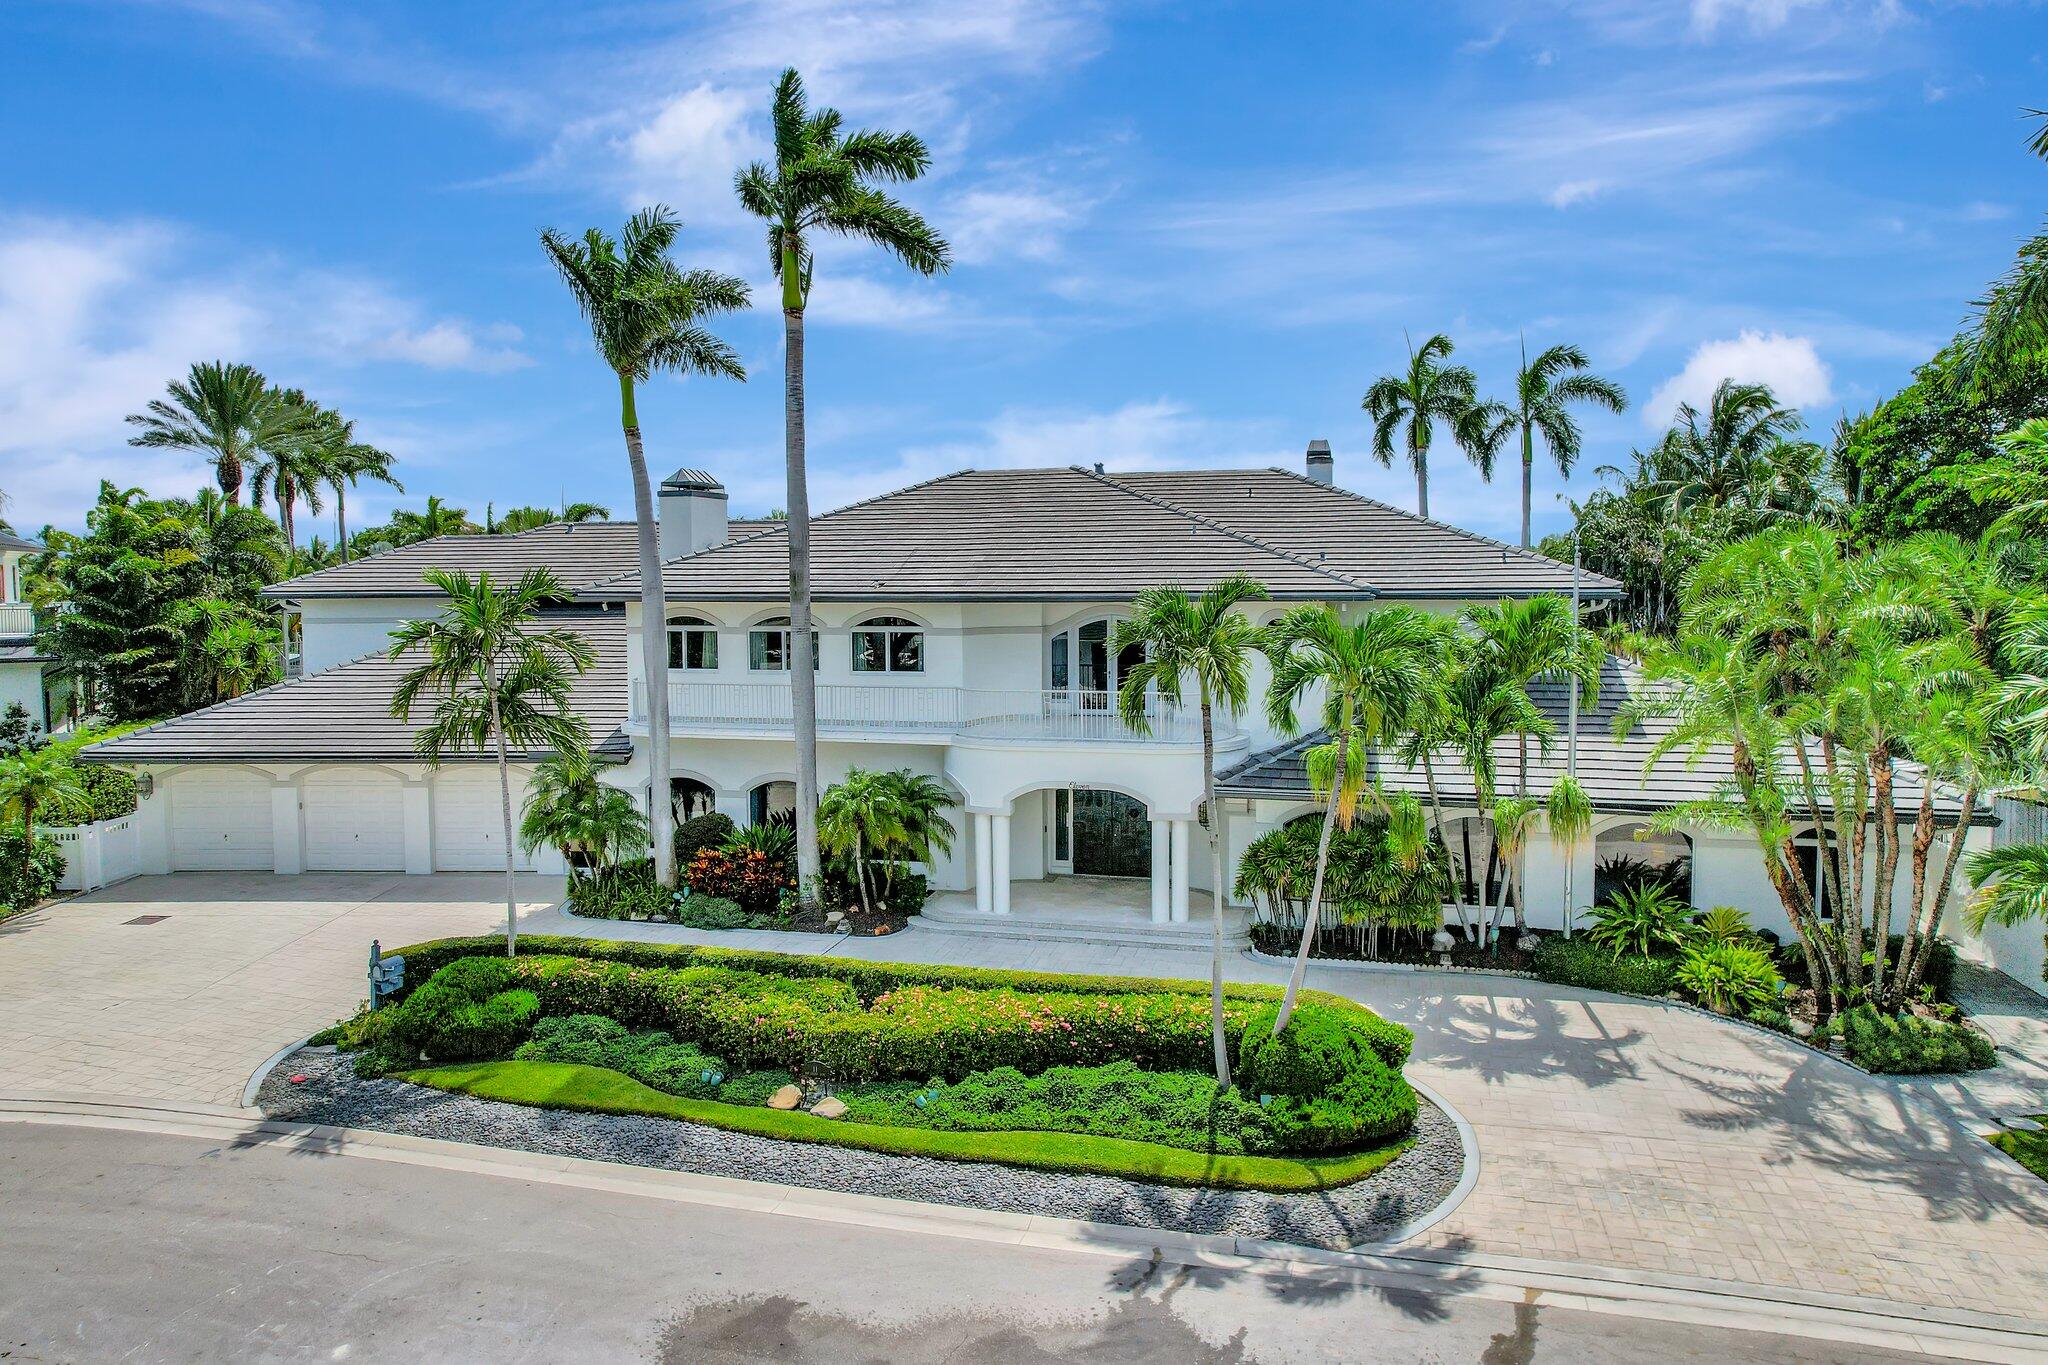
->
[0,662,47,730]
[297,597,442,675]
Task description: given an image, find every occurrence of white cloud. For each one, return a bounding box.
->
[948,186,1082,264]
[1647,329,1832,424]
[801,275,956,329]
[1549,178,1604,208]
[616,83,760,214]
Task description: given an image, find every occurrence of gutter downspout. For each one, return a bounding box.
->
[1563,536,1580,939]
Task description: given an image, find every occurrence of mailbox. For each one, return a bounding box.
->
[368,940,406,1007]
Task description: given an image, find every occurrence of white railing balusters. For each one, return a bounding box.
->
[646,679,1215,745]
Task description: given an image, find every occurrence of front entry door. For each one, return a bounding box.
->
[1071,789,1151,877]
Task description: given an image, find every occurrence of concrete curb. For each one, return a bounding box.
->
[3,1091,2043,1361]
[240,1033,317,1111]
[1359,1075,1480,1250]
[1245,944,1537,982]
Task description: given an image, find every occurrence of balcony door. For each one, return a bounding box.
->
[1059,620,1144,711]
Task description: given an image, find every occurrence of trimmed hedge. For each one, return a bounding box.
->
[1531,936,1680,996]
[1831,1003,1995,1074]
[380,933,1410,1069]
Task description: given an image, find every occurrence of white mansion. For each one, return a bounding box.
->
[85,446,1986,945]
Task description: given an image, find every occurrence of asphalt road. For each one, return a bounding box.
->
[0,1124,1927,1364]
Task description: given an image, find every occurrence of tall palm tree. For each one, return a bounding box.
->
[0,746,90,881]
[390,568,595,955]
[1439,649,1548,944]
[317,414,401,562]
[125,362,307,505]
[390,496,479,545]
[542,206,749,890]
[1114,574,1270,1085]
[737,68,950,905]
[1262,603,1435,1030]
[245,391,334,550]
[1500,340,1629,548]
[1362,333,1496,520]
[1968,107,2048,375]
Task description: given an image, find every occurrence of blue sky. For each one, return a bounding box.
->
[3,0,2045,544]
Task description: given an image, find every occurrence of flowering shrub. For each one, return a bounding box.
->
[686,846,794,915]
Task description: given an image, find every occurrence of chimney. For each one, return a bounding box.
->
[1305,439,1333,485]
[657,468,729,559]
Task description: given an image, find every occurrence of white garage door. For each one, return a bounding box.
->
[302,770,407,871]
[169,769,275,871]
[433,767,534,872]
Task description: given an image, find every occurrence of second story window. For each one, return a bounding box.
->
[749,616,818,672]
[852,616,923,673]
[667,615,718,671]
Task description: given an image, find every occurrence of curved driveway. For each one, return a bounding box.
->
[4,873,2047,1328]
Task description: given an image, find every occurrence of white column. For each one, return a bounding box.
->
[270,782,303,875]
[991,811,1012,915]
[974,812,994,914]
[1149,818,1171,923]
[1170,819,1193,923]
[401,779,433,875]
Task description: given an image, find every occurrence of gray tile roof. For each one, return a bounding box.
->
[1112,468,1619,599]
[80,612,631,766]
[1215,657,1975,822]
[589,466,1618,603]
[0,643,51,663]
[263,520,773,600]
[0,530,43,553]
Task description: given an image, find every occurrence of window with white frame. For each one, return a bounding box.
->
[851,616,923,673]
[667,615,718,671]
[748,616,818,671]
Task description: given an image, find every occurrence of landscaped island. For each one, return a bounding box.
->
[314,934,1421,1193]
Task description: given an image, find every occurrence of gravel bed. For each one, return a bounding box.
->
[259,1049,1464,1251]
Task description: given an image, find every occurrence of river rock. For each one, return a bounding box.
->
[767,1084,804,1111]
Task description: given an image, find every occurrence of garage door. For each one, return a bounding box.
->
[301,770,407,871]
[433,767,534,872]
[169,769,275,871]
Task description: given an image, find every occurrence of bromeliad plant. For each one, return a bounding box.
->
[1585,883,1693,960]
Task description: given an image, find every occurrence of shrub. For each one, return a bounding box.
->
[378,957,536,1063]
[882,870,928,916]
[1532,936,1680,996]
[1691,906,1754,946]
[719,1069,795,1106]
[567,861,679,921]
[675,895,749,931]
[1585,883,1693,959]
[0,829,65,910]
[1260,1063,1418,1152]
[516,1014,726,1098]
[1674,941,1783,1014]
[686,847,793,916]
[1237,1003,1377,1094]
[674,812,736,865]
[1834,1003,1995,1074]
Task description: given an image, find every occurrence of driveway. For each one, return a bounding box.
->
[0,872,560,1106]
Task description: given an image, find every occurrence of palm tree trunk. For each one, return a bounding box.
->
[1902,785,1977,995]
[854,834,873,916]
[618,370,676,888]
[782,258,823,908]
[336,483,350,563]
[1419,755,1469,940]
[491,698,517,958]
[1411,428,1429,519]
[1870,746,1901,1002]
[1199,691,1230,1088]
[1276,742,1345,1035]
[1520,423,1535,550]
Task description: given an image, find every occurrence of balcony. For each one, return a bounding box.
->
[629,679,1219,746]
[0,603,33,638]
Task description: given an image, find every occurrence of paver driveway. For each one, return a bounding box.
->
[0,872,557,1106]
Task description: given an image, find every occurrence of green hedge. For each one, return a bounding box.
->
[381,933,1410,1069]
[1531,936,1680,996]
[1830,1003,1995,1074]
[0,830,65,912]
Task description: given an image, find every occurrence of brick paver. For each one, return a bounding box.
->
[6,878,2048,1323]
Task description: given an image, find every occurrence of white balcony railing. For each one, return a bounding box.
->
[630,679,1216,746]
[0,603,33,638]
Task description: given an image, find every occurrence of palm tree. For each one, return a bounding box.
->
[1968,108,2048,375]
[1361,333,1496,520]
[542,206,749,891]
[318,414,401,562]
[1501,340,1628,548]
[0,747,90,881]
[1262,603,1436,1030]
[737,68,950,906]
[390,496,479,544]
[245,391,334,550]
[1649,380,1814,516]
[497,502,611,535]
[876,769,956,898]
[519,750,648,878]
[1965,843,2048,932]
[817,769,909,916]
[125,362,308,504]
[1439,650,1548,944]
[390,568,595,955]
[1115,574,1268,1085]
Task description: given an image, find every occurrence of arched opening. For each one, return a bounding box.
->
[748,779,797,826]
[671,777,716,823]
[1594,823,1693,907]
[666,615,718,671]
[851,615,924,673]
[1047,618,1142,710]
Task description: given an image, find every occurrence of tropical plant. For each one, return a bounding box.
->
[496,503,610,535]
[1361,333,1497,520]
[1115,574,1269,1085]
[1545,773,1593,935]
[737,68,950,906]
[1261,602,1436,1029]
[875,769,956,893]
[124,361,311,504]
[1674,940,1783,1014]
[519,750,648,876]
[243,389,336,549]
[1963,843,2048,932]
[1691,905,1756,946]
[817,769,909,916]
[1498,340,1629,548]
[390,568,595,955]
[389,496,480,544]
[317,413,402,561]
[168,596,279,700]
[542,205,749,890]
[0,746,89,881]
[1585,883,1692,960]
[1965,107,2048,375]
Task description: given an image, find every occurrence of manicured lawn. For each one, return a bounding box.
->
[397,1059,1415,1193]
[1990,1117,2048,1184]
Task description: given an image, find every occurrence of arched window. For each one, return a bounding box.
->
[667,615,718,671]
[1048,618,1142,707]
[852,616,923,673]
[1594,823,1693,907]
[671,777,716,822]
[748,617,818,672]
[749,780,796,825]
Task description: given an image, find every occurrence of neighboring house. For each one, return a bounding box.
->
[81,447,1990,943]
[0,530,68,735]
